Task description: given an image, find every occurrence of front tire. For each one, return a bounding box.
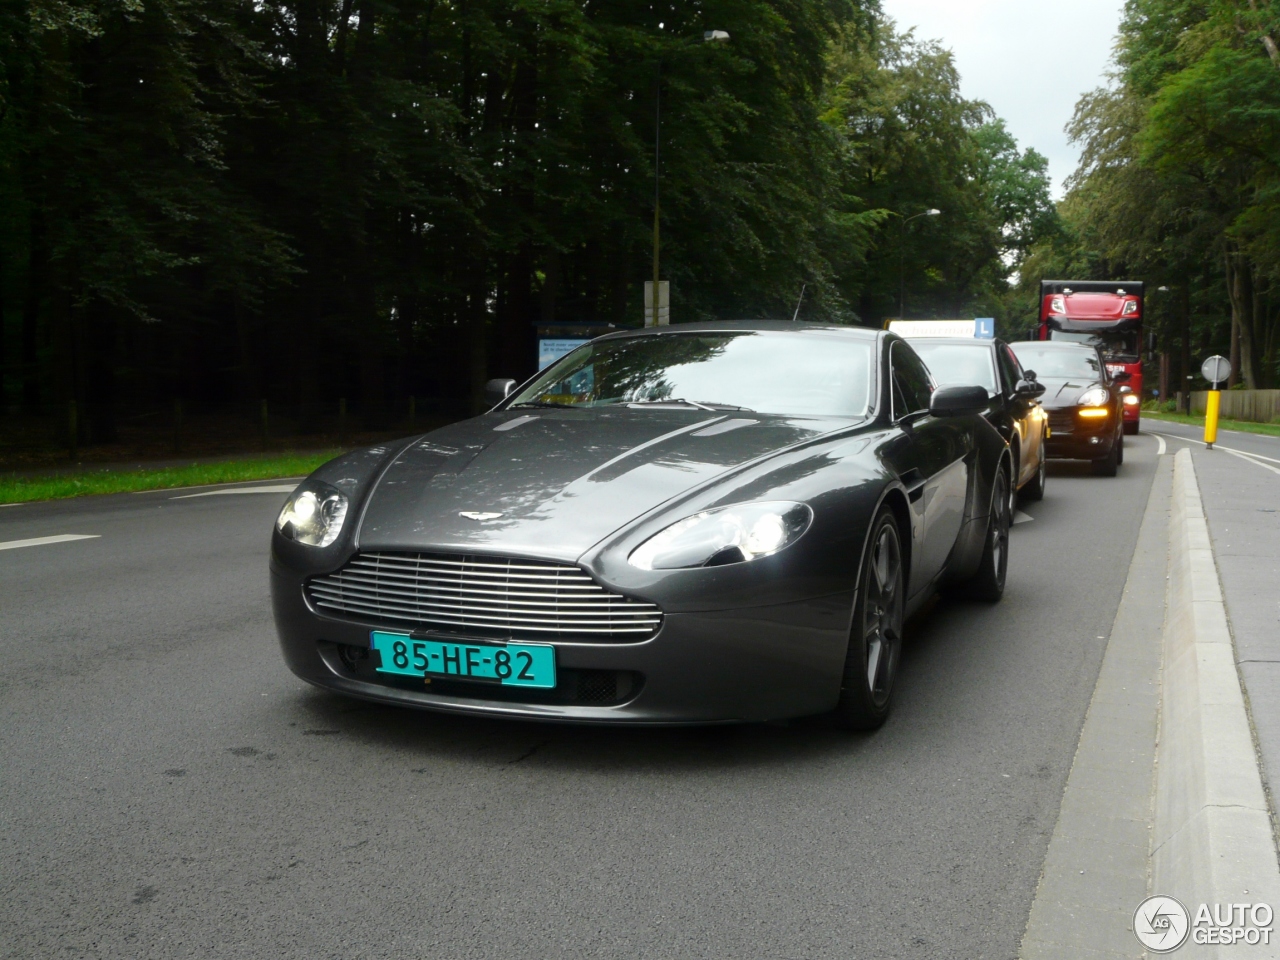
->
[1091,441,1118,476]
[965,464,1011,602]
[1116,429,1125,464]
[833,507,905,731]
[1124,420,1139,435]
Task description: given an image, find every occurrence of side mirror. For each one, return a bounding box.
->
[929,385,990,418]
[1119,385,1133,395]
[1111,370,1132,383]
[1015,378,1046,399]
[485,378,518,406]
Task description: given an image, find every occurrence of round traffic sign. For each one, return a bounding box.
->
[1201,355,1231,386]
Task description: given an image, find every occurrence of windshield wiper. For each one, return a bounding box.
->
[510,399,576,409]
[691,401,755,412]
[625,397,752,412]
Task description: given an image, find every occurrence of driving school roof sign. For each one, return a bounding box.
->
[888,318,995,339]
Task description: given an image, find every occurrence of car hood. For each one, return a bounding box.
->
[1036,377,1103,410]
[356,409,857,562]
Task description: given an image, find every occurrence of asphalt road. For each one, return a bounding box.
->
[1,437,1162,960]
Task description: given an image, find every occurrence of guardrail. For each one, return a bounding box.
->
[1190,389,1280,423]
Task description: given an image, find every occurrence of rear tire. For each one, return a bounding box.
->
[1020,442,1046,502]
[964,464,1011,602]
[833,507,905,731]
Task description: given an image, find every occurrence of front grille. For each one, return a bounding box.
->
[1047,411,1074,436]
[307,552,662,641]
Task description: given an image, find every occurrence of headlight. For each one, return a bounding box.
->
[1123,394,1140,406]
[628,501,813,571]
[1122,300,1138,315]
[276,481,349,547]
[1078,386,1109,407]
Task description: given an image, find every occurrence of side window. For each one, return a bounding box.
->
[891,341,934,419]
[997,346,1023,394]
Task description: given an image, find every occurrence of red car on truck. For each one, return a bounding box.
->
[1036,280,1144,433]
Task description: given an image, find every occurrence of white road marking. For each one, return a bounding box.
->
[1,503,22,508]
[0,534,100,552]
[1149,431,1280,476]
[133,476,307,495]
[1013,510,1034,525]
[170,484,298,499]
[1154,434,1166,456]
[1224,449,1280,476]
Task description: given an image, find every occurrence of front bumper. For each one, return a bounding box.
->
[271,563,854,724]
[1044,408,1119,460]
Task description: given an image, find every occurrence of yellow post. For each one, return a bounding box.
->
[1204,389,1221,448]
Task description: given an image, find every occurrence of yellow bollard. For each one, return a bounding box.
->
[1204,389,1220,449]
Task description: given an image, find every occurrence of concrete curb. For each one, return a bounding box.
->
[1151,448,1280,955]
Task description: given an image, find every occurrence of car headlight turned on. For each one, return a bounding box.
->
[276,481,349,547]
[1123,394,1141,406]
[1077,386,1110,418]
[629,501,813,571]
[1078,386,1109,407]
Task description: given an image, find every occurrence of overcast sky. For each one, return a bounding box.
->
[878,0,1125,197]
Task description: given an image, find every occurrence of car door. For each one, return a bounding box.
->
[998,342,1041,488]
[881,340,970,596]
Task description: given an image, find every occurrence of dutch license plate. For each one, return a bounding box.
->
[370,631,556,689]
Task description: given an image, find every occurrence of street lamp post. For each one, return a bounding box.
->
[898,208,941,319]
[650,29,730,326]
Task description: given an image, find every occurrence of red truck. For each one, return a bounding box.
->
[1036,280,1144,433]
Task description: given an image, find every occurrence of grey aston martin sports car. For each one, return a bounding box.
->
[271,321,1013,728]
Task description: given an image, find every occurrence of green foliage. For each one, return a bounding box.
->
[0,450,340,503]
[1,0,1055,438]
[1025,0,1280,389]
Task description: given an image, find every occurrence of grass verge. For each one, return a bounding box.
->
[1142,410,1280,438]
[0,451,341,505]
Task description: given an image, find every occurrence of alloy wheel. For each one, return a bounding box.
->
[863,521,904,707]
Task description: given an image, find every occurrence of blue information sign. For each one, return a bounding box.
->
[538,338,589,370]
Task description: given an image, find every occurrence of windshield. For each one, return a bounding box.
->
[1010,344,1102,380]
[508,331,875,418]
[907,342,997,395]
[1047,328,1139,360]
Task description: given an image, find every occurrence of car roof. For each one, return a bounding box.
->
[1010,340,1096,350]
[905,337,1003,349]
[593,320,881,342]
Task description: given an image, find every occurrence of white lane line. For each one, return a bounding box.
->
[0,534,100,552]
[1225,449,1280,476]
[1013,510,1034,525]
[1150,431,1280,476]
[170,484,298,499]
[1,503,22,508]
[135,476,307,495]
[1154,434,1166,456]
